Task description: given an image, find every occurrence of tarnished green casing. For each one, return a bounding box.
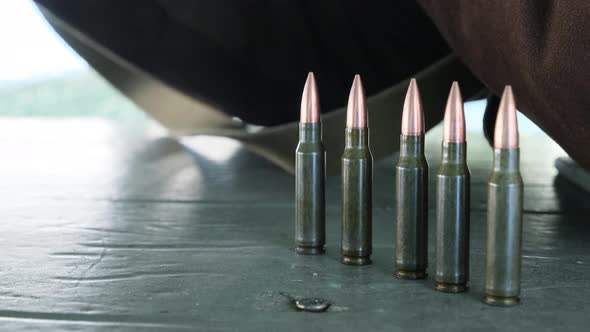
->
[341,128,373,265]
[295,123,326,255]
[395,135,428,279]
[435,142,470,292]
[484,148,523,306]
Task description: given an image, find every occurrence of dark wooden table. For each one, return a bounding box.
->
[1,101,589,330]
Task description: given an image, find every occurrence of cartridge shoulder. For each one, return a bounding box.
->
[488,171,523,186]
[296,141,325,154]
[396,156,428,169]
[437,162,470,176]
[342,147,373,160]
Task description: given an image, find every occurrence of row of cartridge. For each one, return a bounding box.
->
[294,73,524,306]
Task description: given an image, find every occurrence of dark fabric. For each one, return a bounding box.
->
[483,94,501,147]
[418,0,590,170]
[35,1,590,169]
[35,0,450,126]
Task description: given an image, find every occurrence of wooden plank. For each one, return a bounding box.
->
[0,114,589,331]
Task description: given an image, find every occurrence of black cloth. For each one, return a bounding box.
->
[36,0,590,169]
[419,0,590,170]
[34,0,450,125]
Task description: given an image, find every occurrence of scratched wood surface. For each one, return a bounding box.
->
[0,103,589,331]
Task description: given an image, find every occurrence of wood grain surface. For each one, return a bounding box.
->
[0,105,588,330]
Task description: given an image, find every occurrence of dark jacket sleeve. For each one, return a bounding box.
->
[418,0,590,170]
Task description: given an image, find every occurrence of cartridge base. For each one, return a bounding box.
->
[295,246,325,255]
[434,282,468,293]
[395,269,427,280]
[483,294,520,307]
[341,256,371,266]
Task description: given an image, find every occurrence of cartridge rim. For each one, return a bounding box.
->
[483,294,520,306]
[340,256,371,266]
[434,282,468,293]
[394,269,427,280]
[295,246,325,255]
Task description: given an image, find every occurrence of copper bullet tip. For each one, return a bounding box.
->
[401,78,424,135]
[300,72,320,123]
[494,86,519,149]
[442,81,466,143]
[346,74,367,128]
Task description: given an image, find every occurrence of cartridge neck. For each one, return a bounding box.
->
[345,128,369,148]
[441,142,466,164]
[399,134,424,157]
[299,122,321,143]
[492,148,520,173]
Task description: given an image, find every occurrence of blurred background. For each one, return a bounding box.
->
[0,0,144,120]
